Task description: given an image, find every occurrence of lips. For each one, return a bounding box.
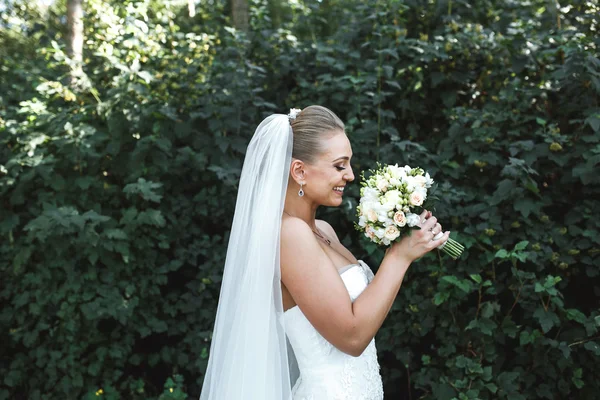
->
[333,186,345,194]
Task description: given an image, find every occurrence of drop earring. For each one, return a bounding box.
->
[298,183,304,197]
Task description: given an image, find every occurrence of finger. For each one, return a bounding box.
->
[431,231,450,246]
[431,222,442,234]
[423,216,437,231]
[419,209,428,224]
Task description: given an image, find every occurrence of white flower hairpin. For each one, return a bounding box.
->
[288,108,302,121]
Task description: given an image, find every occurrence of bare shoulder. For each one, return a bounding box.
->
[279,216,357,354]
[315,219,341,244]
[281,215,314,244]
[280,215,327,264]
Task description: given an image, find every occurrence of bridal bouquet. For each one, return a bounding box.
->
[356,164,464,259]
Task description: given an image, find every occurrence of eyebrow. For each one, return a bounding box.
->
[332,156,351,162]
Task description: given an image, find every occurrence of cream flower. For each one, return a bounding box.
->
[409,191,424,206]
[413,175,428,187]
[384,225,400,241]
[376,177,389,192]
[367,209,378,222]
[393,211,407,227]
[365,225,376,240]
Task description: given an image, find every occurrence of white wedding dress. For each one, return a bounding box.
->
[283,260,384,400]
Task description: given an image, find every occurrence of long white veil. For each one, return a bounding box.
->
[200,114,296,399]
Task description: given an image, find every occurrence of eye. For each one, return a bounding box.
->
[335,166,346,171]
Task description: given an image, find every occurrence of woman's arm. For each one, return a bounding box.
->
[281,212,449,357]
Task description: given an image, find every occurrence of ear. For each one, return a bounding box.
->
[290,159,306,185]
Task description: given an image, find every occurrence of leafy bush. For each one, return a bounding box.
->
[1,0,598,399]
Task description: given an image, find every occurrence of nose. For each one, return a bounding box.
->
[345,166,355,182]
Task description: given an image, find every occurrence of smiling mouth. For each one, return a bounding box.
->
[333,186,345,194]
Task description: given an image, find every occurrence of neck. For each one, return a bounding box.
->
[283,185,319,229]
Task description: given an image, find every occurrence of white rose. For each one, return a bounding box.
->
[388,165,404,179]
[358,215,367,227]
[376,177,389,192]
[404,176,417,192]
[374,228,385,239]
[362,187,379,201]
[406,213,420,227]
[377,211,390,222]
[381,200,396,212]
[389,177,400,186]
[393,211,407,227]
[384,225,400,241]
[409,191,424,206]
[384,190,402,207]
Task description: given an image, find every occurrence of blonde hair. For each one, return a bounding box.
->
[290,105,345,164]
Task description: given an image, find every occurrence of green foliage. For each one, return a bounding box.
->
[1,0,599,399]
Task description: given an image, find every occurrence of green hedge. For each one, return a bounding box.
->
[1,0,599,399]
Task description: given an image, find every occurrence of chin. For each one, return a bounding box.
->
[327,196,344,207]
[314,192,344,207]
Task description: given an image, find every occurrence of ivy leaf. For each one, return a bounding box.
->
[536,383,554,399]
[105,229,128,240]
[495,249,509,259]
[497,371,520,394]
[566,309,586,324]
[585,113,600,132]
[513,198,536,218]
[514,241,529,251]
[137,209,166,227]
[123,178,164,203]
[433,291,450,305]
[441,275,472,292]
[534,307,559,333]
[432,383,456,400]
[583,341,600,356]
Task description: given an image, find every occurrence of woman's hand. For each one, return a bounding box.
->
[386,209,450,266]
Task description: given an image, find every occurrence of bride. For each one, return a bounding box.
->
[199,106,449,399]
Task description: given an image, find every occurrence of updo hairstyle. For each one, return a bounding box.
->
[290,105,345,164]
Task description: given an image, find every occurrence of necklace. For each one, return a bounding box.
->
[283,211,331,246]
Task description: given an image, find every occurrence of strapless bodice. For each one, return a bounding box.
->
[283,261,384,400]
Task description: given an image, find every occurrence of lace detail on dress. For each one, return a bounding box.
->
[284,260,384,400]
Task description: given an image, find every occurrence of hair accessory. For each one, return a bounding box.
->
[288,108,302,121]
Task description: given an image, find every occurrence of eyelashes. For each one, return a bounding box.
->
[335,166,346,171]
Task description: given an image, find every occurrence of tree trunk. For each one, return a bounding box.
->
[66,0,84,86]
[231,0,249,32]
[188,0,196,18]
